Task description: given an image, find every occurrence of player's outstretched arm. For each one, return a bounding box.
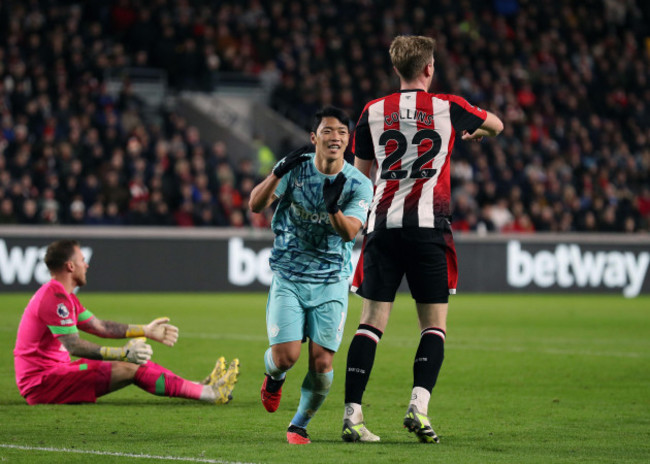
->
[79,316,178,347]
[119,317,179,347]
[59,333,152,364]
[101,338,153,364]
[79,317,130,339]
[142,317,179,347]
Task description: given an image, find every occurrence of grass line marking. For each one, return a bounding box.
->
[184,332,648,358]
[449,344,647,358]
[0,444,255,464]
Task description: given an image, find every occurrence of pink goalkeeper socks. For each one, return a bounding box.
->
[134,361,203,399]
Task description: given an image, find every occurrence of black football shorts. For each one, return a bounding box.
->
[351,224,458,304]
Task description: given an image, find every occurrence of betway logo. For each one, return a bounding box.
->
[507,241,649,298]
[228,237,360,286]
[0,239,93,286]
[228,238,273,286]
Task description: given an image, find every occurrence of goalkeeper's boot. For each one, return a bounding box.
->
[286,424,311,445]
[260,374,284,413]
[341,419,380,442]
[224,359,240,387]
[201,356,226,385]
[210,359,239,404]
[403,405,440,443]
[210,376,233,404]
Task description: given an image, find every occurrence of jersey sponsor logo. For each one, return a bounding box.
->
[56,303,70,318]
[0,240,93,286]
[507,241,649,298]
[60,318,73,325]
[290,203,330,223]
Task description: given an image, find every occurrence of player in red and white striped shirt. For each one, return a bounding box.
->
[342,36,503,444]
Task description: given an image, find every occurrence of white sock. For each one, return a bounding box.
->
[343,402,363,423]
[199,385,213,402]
[410,386,431,415]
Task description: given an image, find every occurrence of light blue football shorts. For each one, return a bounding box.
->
[265,275,349,352]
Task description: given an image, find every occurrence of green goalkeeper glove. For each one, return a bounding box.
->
[100,338,153,364]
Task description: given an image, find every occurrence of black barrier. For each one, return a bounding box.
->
[0,227,648,297]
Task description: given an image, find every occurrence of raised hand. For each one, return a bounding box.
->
[272,145,314,178]
[144,317,179,347]
[122,338,153,364]
[323,172,347,214]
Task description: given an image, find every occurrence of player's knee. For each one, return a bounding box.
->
[312,358,332,373]
[110,361,139,382]
[310,350,334,373]
[274,352,299,370]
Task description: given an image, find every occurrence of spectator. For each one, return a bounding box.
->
[68,198,86,225]
[0,1,648,233]
[84,201,105,225]
[0,197,17,224]
[103,202,123,226]
[19,199,40,224]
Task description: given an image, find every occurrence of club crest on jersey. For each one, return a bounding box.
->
[359,199,369,213]
[56,303,70,318]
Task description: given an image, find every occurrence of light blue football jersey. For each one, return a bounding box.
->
[270,153,373,283]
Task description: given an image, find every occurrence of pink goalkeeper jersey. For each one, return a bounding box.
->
[13,279,94,396]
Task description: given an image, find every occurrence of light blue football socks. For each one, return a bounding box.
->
[290,370,333,429]
[264,347,287,381]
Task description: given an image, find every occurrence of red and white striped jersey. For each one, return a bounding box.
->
[353,89,487,232]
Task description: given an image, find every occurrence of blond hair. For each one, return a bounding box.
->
[389,35,436,81]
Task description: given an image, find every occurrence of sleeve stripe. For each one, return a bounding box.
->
[48,325,79,335]
[77,310,94,323]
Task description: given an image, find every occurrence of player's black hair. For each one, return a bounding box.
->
[45,239,80,272]
[312,106,350,133]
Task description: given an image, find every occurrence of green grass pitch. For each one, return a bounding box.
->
[0,292,648,463]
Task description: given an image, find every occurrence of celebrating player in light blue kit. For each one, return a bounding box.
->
[249,106,373,445]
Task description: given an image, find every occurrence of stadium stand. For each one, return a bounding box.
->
[0,1,648,231]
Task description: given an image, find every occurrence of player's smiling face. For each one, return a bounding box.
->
[311,116,349,161]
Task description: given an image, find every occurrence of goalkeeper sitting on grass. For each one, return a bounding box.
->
[13,239,239,405]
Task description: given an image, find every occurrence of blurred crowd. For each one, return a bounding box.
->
[0,0,273,228]
[1,0,649,232]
